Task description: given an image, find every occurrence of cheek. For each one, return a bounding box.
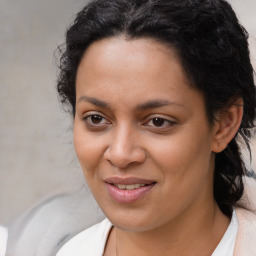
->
[73,123,104,178]
[145,130,214,218]
[147,123,213,186]
[151,132,211,167]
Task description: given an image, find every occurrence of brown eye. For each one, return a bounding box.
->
[90,115,103,124]
[152,118,165,127]
[144,116,176,129]
[83,113,110,129]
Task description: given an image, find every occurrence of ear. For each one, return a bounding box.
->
[211,98,243,153]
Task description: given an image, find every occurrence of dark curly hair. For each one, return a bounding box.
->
[57,0,256,217]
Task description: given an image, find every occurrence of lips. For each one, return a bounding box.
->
[104,177,155,185]
[104,177,156,203]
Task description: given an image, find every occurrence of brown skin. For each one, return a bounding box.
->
[74,37,243,256]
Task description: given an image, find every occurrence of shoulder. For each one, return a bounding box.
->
[56,219,112,256]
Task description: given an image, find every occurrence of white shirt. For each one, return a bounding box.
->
[57,219,112,256]
[57,210,238,256]
[212,210,238,256]
[0,226,8,256]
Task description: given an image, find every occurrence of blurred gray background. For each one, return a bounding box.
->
[0,0,256,225]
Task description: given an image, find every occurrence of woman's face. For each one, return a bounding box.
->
[74,37,218,232]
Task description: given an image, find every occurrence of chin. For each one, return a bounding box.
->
[103,208,162,232]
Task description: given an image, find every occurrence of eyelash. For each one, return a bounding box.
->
[83,114,110,128]
[82,113,176,130]
[144,117,176,129]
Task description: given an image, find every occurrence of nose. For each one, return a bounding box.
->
[104,125,146,169]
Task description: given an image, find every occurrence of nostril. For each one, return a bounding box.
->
[104,140,146,168]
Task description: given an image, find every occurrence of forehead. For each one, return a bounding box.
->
[78,36,185,81]
[76,36,203,112]
[81,36,177,65]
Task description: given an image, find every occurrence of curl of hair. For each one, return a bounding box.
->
[57,0,256,216]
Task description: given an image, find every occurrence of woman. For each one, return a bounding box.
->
[56,0,256,255]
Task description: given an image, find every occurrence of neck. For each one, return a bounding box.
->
[115,202,229,256]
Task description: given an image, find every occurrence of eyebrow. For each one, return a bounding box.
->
[77,96,110,108]
[136,99,185,110]
[77,96,184,110]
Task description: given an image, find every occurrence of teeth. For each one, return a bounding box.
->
[125,184,135,190]
[116,184,146,190]
[117,184,126,189]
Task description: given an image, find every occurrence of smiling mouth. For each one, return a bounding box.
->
[105,178,156,203]
[112,183,155,190]
[104,176,156,185]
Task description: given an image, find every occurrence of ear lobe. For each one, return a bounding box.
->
[211,98,243,153]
